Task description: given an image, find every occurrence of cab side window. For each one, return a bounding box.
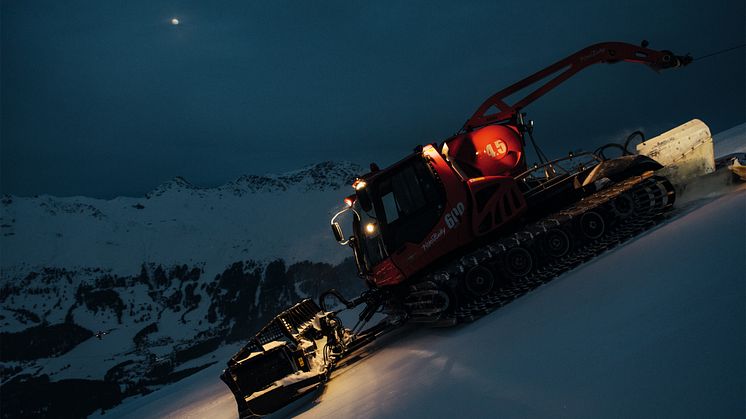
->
[376,159,444,251]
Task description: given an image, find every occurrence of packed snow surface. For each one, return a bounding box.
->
[714,122,746,156]
[96,126,745,418]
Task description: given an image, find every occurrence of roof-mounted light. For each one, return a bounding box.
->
[353,179,367,190]
[441,142,450,161]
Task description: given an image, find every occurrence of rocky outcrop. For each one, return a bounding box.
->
[0,323,93,361]
[1,374,122,418]
[0,256,365,415]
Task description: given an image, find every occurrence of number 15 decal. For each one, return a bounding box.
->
[484,139,507,159]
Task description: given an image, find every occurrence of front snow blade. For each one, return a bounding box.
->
[220,299,332,418]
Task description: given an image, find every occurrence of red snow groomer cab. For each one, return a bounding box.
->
[336,124,527,289]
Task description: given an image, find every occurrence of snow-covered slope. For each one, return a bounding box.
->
[303,189,745,419]
[94,172,746,419]
[92,124,745,419]
[713,123,746,156]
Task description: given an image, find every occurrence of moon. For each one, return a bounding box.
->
[171,18,180,25]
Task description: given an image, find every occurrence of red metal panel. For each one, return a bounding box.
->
[371,258,406,287]
[465,176,527,236]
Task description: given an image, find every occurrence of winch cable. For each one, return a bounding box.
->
[693,43,746,61]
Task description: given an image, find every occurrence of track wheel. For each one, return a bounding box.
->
[579,211,605,240]
[462,266,495,297]
[504,246,533,278]
[612,194,635,218]
[543,229,571,258]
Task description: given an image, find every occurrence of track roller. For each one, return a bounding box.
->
[504,246,534,278]
[541,228,572,258]
[461,265,496,297]
[579,210,606,240]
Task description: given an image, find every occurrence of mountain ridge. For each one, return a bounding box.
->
[0,160,364,273]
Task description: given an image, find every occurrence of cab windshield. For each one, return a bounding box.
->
[352,156,444,273]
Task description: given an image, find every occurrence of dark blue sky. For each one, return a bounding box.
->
[2,0,744,198]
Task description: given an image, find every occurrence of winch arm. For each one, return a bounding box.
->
[464,41,692,130]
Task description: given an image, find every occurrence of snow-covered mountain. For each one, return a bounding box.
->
[0,161,368,418]
[1,160,362,275]
[0,125,743,418]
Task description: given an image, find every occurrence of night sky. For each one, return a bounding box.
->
[2,0,744,198]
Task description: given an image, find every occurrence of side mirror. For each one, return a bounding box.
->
[331,222,344,242]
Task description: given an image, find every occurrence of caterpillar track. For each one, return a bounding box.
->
[406,173,675,324]
[439,172,675,323]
